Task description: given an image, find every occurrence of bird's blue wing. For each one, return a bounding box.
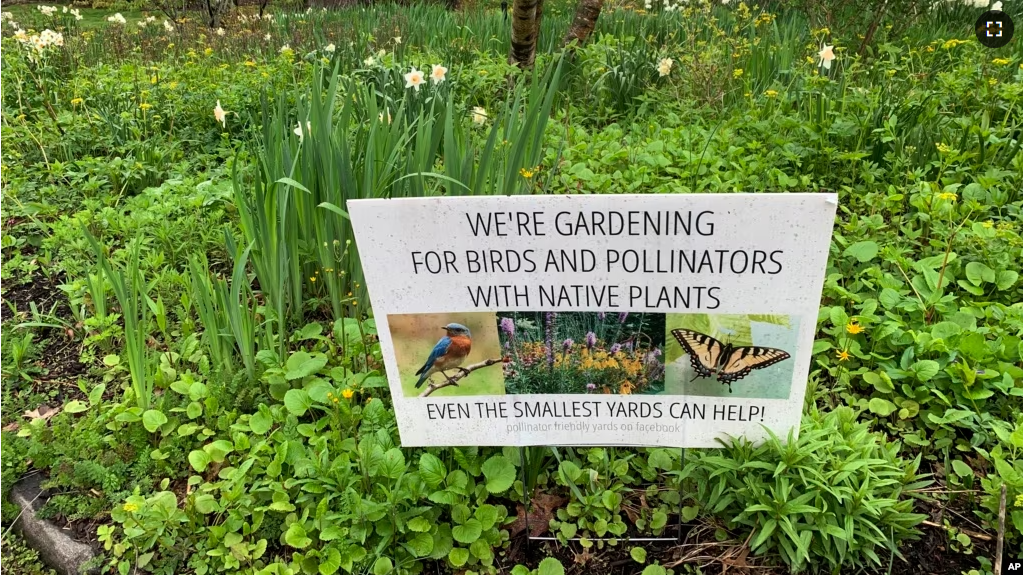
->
[416,336,451,375]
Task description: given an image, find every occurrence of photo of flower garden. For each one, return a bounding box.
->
[664,313,799,399]
[498,312,665,394]
[2,0,1022,571]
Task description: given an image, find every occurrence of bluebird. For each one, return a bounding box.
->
[414,323,473,388]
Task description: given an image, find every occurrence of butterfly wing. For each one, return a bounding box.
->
[671,329,725,379]
[717,346,791,385]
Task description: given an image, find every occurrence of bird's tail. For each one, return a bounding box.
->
[415,371,429,388]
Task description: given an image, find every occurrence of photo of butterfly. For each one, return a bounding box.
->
[670,328,791,393]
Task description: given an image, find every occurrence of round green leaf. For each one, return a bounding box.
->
[481,455,515,494]
[843,240,879,263]
[372,557,393,575]
[448,548,469,567]
[64,400,89,414]
[537,557,566,575]
[284,389,313,416]
[451,519,483,544]
[419,453,447,488]
[142,409,168,433]
[631,547,648,564]
[868,397,896,416]
[284,523,311,549]
[249,406,272,435]
[285,351,328,380]
[188,450,210,472]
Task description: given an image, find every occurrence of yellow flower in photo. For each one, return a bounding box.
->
[342,388,354,400]
[123,502,139,513]
[846,321,864,334]
[982,221,994,228]
[938,192,957,201]
[991,58,1010,66]
[519,167,534,179]
[733,68,744,78]
[764,89,779,98]
[836,349,851,362]
[139,102,153,111]
[71,97,83,106]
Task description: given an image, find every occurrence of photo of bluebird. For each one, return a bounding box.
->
[414,323,473,388]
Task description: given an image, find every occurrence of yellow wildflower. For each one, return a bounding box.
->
[982,221,994,228]
[342,388,354,400]
[846,321,864,335]
[836,349,851,362]
[764,89,778,98]
[204,47,213,56]
[310,276,316,282]
[123,502,139,513]
[938,192,957,201]
[519,168,534,179]
[140,103,153,111]
[992,58,1010,66]
[71,97,83,106]
[733,68,744,78]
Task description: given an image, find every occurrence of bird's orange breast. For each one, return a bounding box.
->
[446,335,472,357]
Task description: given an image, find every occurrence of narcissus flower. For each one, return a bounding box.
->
[818,43,835,70]
[214,100,226,127]
[431,64,448,84]
[471,106,487,125]
[324,43,335,53]
[656,57,673,77]
[215,27,225,36]
[404,67,425,90]
[163,19,174,32]
[107,12,126,24]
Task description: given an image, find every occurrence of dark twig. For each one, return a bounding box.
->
[418,358,502,397]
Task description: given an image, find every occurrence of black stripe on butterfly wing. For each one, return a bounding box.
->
[670,329,724,379]
[717,346,791,385]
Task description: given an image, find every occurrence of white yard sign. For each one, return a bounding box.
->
[348,194,837,447]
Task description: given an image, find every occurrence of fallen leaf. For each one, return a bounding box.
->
[2,422,20,432]
[23,405,60,420]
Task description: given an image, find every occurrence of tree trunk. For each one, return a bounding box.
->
[562,0,602,48]
[508,0,543,68]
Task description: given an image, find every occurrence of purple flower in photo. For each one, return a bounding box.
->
[624,340,633,352]
[585,331,597,350]
[586,382,596,390]
[652,347,662,357]
[610,343,622,355]
[598,312,606,320]
[562,338,574,351]
[618,312,629,323]
[500,317,515,336]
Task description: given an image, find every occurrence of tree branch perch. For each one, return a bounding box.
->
[418,358,502,397]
